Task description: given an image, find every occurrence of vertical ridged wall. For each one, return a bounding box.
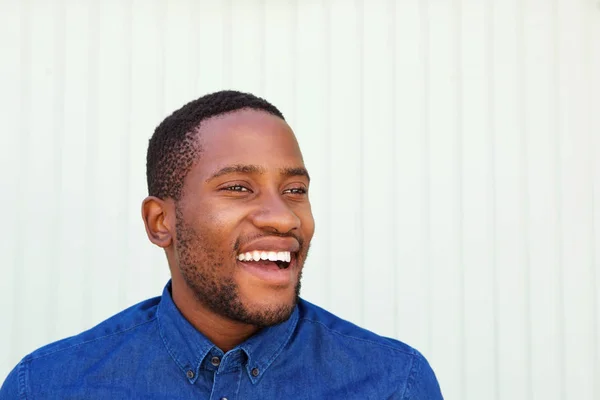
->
[1,1,598,398]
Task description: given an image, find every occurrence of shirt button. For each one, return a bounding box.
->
[211,356,221,366]
[220,398,228,400]
[251,367,260,377]
[186,370,194,379]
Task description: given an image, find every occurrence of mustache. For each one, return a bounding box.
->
[233,231,305,253]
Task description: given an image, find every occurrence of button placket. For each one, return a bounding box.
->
[208,361,242,400]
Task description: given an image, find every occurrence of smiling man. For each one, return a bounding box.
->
[1,91,443,399]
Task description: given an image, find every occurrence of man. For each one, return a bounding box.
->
[1,91,443,399]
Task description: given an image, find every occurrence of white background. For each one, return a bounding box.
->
[1,0,599,399]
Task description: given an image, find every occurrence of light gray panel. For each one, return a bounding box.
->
[591,2,600,396]
[17,0,62,361]
[460,0,497,398]
[82,0,132,327]
[393,0,431,358]
[427,0,463,397]
[193,1,228,93]
[362,0,397,339]
[163,0,201,111]
[557,0,596,397]
[55,0,90,344]
[0,0,24,374]
[263,0,296,123]
[327,0,364,325]
[229,0,265,94]
[524,0,563,398]
[491,0,531,398]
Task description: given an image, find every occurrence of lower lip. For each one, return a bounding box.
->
[237,259,296,286]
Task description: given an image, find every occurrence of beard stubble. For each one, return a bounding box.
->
[174,207,303,328]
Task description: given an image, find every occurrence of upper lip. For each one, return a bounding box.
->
[237,236,300,254]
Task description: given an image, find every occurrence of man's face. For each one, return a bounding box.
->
[173,109,314,327]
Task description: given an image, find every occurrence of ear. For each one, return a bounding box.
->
[141,196,174,248]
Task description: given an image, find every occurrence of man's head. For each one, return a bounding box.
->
[142,91,314,328]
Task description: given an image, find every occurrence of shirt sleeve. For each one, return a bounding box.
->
[401,353,444,400]
[0,360,26,400]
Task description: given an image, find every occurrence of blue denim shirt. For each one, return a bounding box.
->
[1,282,442,399]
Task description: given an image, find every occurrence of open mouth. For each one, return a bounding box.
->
[237,251,292,270]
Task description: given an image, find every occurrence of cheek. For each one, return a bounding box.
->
[304,217,315,239]
[194,198,236,225]
[197,203,248,246]
[299,206,315,238]
[209,207,247,232]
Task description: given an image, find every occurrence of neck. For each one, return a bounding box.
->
[170,278,259,353]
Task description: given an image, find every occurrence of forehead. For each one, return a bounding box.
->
[193,109,305,175]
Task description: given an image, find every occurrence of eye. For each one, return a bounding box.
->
[283,187,307,195]
[222,185,251,192]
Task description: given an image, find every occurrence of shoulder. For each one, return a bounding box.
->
[297,298,420,357]
[295,299,443,399]
[1,296,161,398]
[27,296,160,362]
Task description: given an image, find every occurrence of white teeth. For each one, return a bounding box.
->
[238,251,292,263]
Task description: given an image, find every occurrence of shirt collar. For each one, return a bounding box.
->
[156,281,299,384]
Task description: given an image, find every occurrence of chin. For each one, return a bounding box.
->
[241,293,299,327]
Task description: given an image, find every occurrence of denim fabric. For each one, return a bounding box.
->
[1,282,443,399]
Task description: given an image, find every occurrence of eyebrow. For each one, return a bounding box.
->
[205,164,310,183]
[280,167,311,182]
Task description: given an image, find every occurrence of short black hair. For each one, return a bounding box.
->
[146,90,285,200]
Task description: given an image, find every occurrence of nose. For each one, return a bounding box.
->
[250,190,301,234]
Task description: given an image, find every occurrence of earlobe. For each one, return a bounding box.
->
[141,196,173,248]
